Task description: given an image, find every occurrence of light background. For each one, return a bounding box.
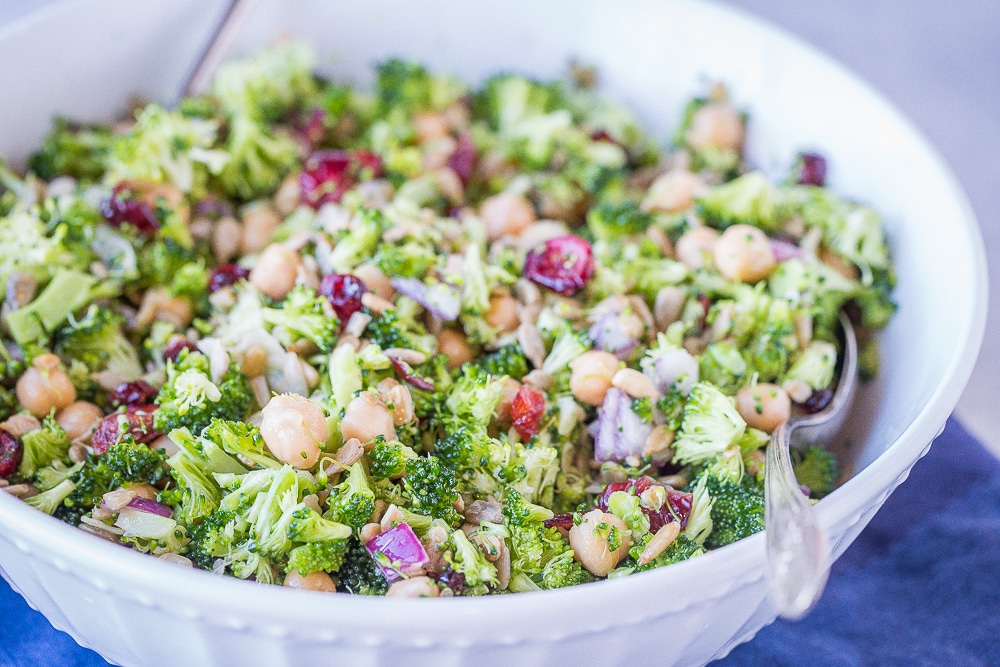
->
[1,0,997,455]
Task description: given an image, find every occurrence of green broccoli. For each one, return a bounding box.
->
[4,269,103,345]
[468,344,530,381]
[25,478,78,515]
[791,445,839,499]
[541,328,590,375]
[369,439,417,481]
[337,538,389,595]
[55,454,117,525]
[285,507,352,575]
[538,549,596,589]
[261,285,339,352]
[444,364,507,431]
[329,209,385,274]
[628,532,705,574]
[216,115,300,201]
[212,41,319,122]
[606,489,651,541]
[28,117,113,182]
[374,241,439,279]
[0,209,86,289]
[786,341,837,391]
[154,350,255,435]
[696,171,783,232]
[433,427,525,498]
[162,433,224,524]
[17,416,72,481]
[690,452,766,549]
[202,419,280,471]
[445,528,498,589]
[587,200,652,241]
[698,341,748,394]
[402,455,461,525]
[184,506,240,570]
[103,437,169,486]
[324,461,377,528]
[671,382,747,466]
[55,306,143,385]
[375,58,465,115]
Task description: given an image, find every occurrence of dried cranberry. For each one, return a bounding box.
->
[544,513,575,531]
[523,235,594,296]
[797,152,827,187]
[697,293,711,331]
[91,406,161,454]
[208,263,250,293]
[511,385,546,440]
[435,569,467,595]
[0,428,22,478]
[799,387,834,414]
[596,477,694,531]
[162,338,197,363]
[447,132,477,186]
[99,184,159,237]
[109,380,158,409]
[300,150,383,209]
[590,129,614,143]
[319,273,368,321]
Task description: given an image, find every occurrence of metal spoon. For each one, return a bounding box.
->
[765,312,858,620]
[180,0,259,99]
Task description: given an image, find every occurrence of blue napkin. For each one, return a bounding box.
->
[2,418,998,667]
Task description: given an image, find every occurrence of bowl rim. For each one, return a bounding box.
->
[0,0,988,647]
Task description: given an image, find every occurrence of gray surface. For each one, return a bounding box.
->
[2,0,998,453]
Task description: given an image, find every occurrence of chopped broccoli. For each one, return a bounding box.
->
[587,200,652,241]
[287,539,350,576]
[375,58,466,115]
[329,209,384,274]
[154,350,254,435]
[698,341,748,394]
[324,461,377,528]
[212,41,319,123]
[261,285,339,353]
[445,528,498,589]
[184,505,240,570]
[203,419,281,471]
[629,532,705,573]
[216,115,300,201]
[374,241,439,279]
[791,445,839,499]
[103,437,169,486]
[5,269,101,345]
[538,549,596,589]
[55,307,143,389]
[696,171,783,232]
[369,439,417,481]
[690,453,766,549]
[0,209,84,289]
[25,478,77,515]
[671,382,747,466]
[56,454,117,524]
[162,431,224,524]
[510,445,559,507]
[17,416,72,481]
[28,117,113,182]
[541,328,590,375]
[468,344,530,380]
[444,364,507,430]
[403,455,462,525]
[433,427,525,498]
[337,538,389,595]
[786,341,837,391]
[606,490,651,541]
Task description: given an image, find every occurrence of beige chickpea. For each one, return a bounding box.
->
[480,192,536,241]
[641,169,705,214]
[283,569,337,593]
[486,294,520,333]
[569,350,619,407]
[818,246,860,281]
[240,204,283,255]
[16,354,77,418]
[250,243,301,301]
[55,401,104,441]
[685,102,745,152]
[494,378,523,427]
[438,329,474,370]
[340,391,397,444]
[0,413,41,440]
[675,226,720,269]
[568,510,631,577]
[413,112,451,143]
[713,224,777,283]
[212,216,242,264]
[386,576,439,598]
[353,263,395,301]
[259,394,328,469]
[735,383,792,433]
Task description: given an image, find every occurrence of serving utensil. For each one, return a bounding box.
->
[765,312,858,620]
[181,0,258,98]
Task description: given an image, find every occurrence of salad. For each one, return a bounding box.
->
[0,43,894,597]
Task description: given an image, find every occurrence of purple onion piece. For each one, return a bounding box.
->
[770,239,805,262]
[593,388,654,462]
[126,496,173,518]
[589,311,639,361]
[650,348,699,396]
[194,198,233,220]
[365,522,429,583]
[388,356,435,391]
[390,278,461,321]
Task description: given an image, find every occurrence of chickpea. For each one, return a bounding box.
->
[713,224,777,283]
[283,569,337,593]
[735,383,791,433]
[340,391,397,444]
[386,576,439,598]
[641,170,705,213]
[259,394,328,469]
[16,353,77,418]
[486,294,520,333]
[675,226,719,269]
[654,285,687,331]
[413,112,451,143]
[438,329,474,370]
[274,174,302,216]
[480,192,536,241]
[494,378,522,427]
[353,263,395,301]
[569,350,619,407]
[250,243,301,301]
[818,246,860,281]
[0,413,41,440]
[212,216,242,263]
[240,204,282,254]
[685,101,745,152]
[515,220,569,252]
[568,510,631,577]
[55,401,104,441]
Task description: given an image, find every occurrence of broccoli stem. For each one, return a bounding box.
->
[5,270,97,344]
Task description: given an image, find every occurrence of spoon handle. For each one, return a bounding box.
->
[764,420,830,620]
[181,0,260,99]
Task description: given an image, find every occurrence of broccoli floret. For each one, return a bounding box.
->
[261,285,339,352]
[539,549,596,589]
[691,453,765,549]
[403,455,462,525]
[287,539,350,576]
[53,307,142,392]
[28,117,113,182]
[213,42,319,122]
[33,460,82,491]
[154,350,254,435]
[17,416,72,481]
[468,344,530,381]
[374,241,438,279]
[363,310,411,351]
[444,365,506,431]
[202,419,280,471]
[329,209,384,274]
[511,445,559,507]
[324,461,377,528]
[587,200,652,241]
[696,171,783,232]
[56,454,116,525]
[5,269,103,345]
[671,382,747,466]
[698,341,748,394]
[216,116,300,201]
[287,507,352,543]
[433,427,525,498]
[446,528,498,589]
[629,532,705,573]
[375,58,465,115]
[103,437,169,486]
[785,341,837,391]
[163,432,224,524]
[792,445,839,499]
[541,328,589,375]
[369,439,417,481]
[337,538,389,595]
[606,490,651,541]
[25,478,78,515]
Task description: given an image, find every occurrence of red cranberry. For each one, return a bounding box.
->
[99,184,159,237]
[162,338,197,363]
[597,477,694,531]
[319,273,368,321]
[543,513,576,531]
[797,152,827,187]
[799,387,834,414]
[300,150,383,209]
[523,235,594,296]
[0,428,22,478]
[447,132,477,186]
[109,380,158,409]
[296,108,328,149]
[91,406,161,454]
[208,263,250,293]
[511,385,546,440]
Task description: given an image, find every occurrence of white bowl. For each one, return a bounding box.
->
[0,1,987,665]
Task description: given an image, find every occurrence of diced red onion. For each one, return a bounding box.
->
[390,278,461,321]
[589,311,639,360]
[365,522,429,583]
[770,239,805,262]
[593,388,653,462]
[649,348,699,396]
[126,496,173,518]
[388,356,435,391]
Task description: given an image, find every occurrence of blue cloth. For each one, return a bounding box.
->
[2,418,998,666]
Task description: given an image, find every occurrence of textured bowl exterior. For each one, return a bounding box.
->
[0,1,986,666]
